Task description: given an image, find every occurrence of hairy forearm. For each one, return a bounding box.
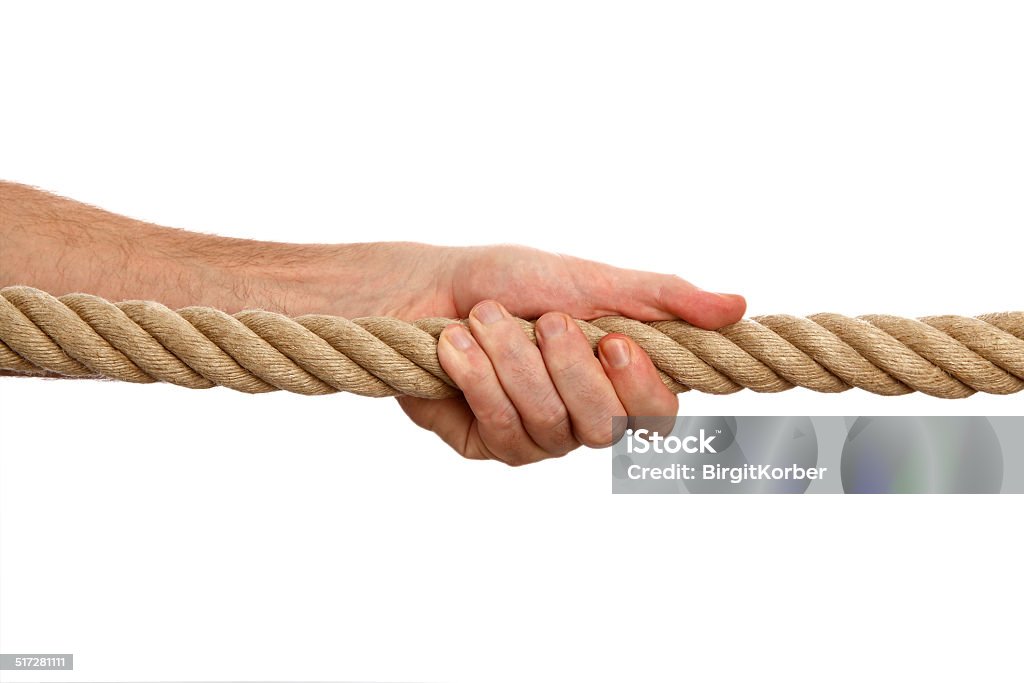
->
[0,181,455,318]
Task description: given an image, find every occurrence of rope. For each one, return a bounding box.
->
[1,285,1022,399]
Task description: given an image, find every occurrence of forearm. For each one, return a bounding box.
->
[0,181,454,318]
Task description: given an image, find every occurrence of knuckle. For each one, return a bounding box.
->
[461,361,494,387]
[532,397,571,433]
[496,338,532,367]
[646,415,679,439]
[500,454,530,467]
[546,349,588,377]
[575,416,616,449]
[631,385,679,418]
[578,432,614,449]
[523,396,578,453]
[504,351,535,378]
[656,393,680,416]
[455,356,484,378]
[479,430,525,466]
[482,400,521,433]
[488,438,533,467]
[500,445,561,467]
[460,448,489,461]
[655,276,686,306]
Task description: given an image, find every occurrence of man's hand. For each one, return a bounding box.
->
[1,182,745,466]
[396,245,746,466]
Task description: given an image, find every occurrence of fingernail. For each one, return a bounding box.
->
[536,313,567,339]
[445,325,474,351]
[472,301,505,325]
[602,338,631,369]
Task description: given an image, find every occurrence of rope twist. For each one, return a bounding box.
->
[2,286,1022,399]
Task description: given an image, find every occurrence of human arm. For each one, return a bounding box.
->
[1,180,746,465]
[0,180,454,319]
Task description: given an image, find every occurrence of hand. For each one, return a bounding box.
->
[0,182,743,466]
[396,246,746,466]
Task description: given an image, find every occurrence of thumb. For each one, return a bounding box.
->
[563,255,747,329]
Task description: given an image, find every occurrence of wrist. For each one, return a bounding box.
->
[196,240,462,319]
[311,242,462,319]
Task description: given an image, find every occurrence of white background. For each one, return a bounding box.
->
[1,2,1022,681]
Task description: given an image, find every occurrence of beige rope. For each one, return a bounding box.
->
[1,285,1022,399]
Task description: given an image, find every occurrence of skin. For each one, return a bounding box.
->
[0,180,746,465]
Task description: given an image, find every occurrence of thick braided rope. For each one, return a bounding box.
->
[1,286,1022,399]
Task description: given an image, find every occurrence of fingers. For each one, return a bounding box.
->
[402,301,683,467]
[597,334,679,415]
[467,301,579,457]
[598,334,679,443]
[535,312,625,448]
[435,322,553,465]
